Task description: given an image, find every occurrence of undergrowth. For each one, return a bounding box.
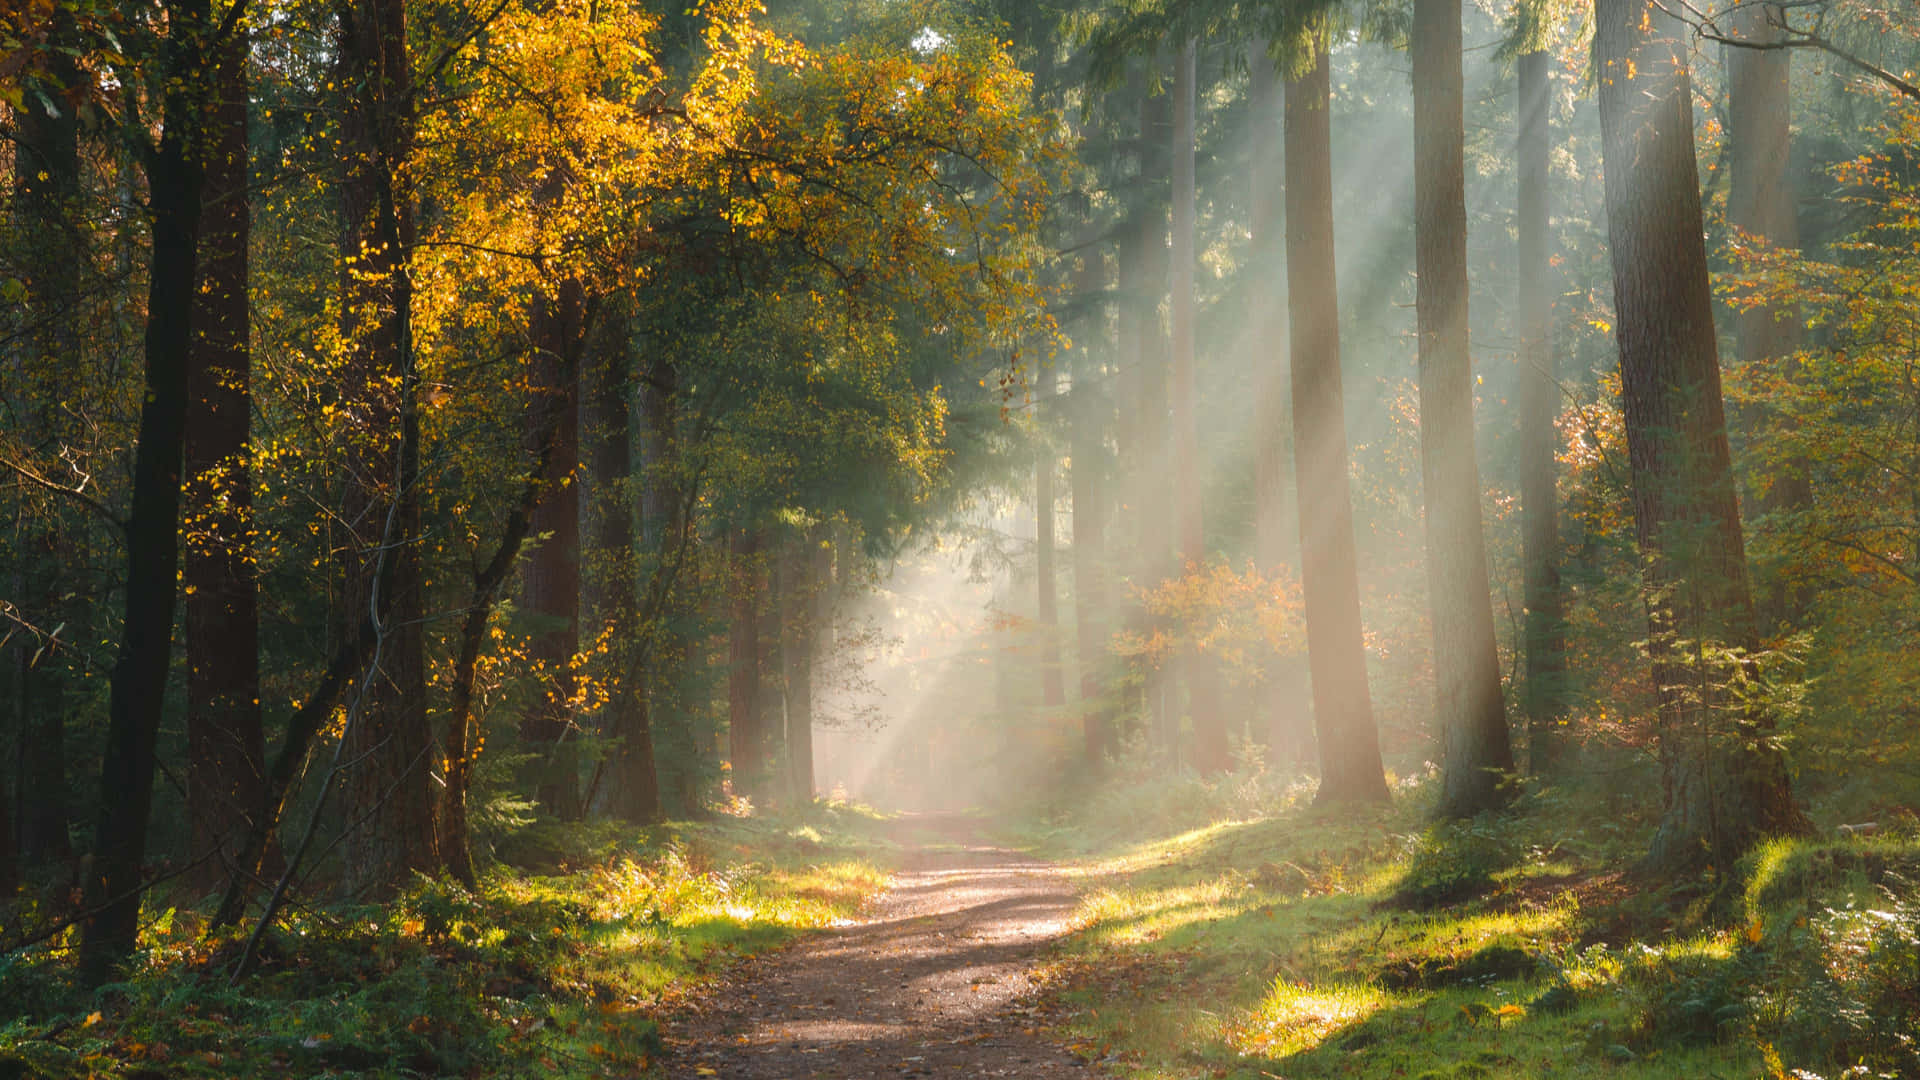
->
[0,803,892,1078]
[1022,760,1920,1080]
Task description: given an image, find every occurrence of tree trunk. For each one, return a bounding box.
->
[759,556,785,804]
[1113,77,1152,749]
[1036,364,1065,710]
[1728,1,1809,600]
[1135,85,1174,754]
[1069,253,1114,765]
[1250,40,1311,768]
[1414,0,1516,818]
[441,380,573,886]
[1517,49,1568,776]
[0,771,12,896]
[521,280,585,821]
[1593,0,1804,871]
[781,536,817,802]
[1285,47,1391,807]
[1172,41,1229,775]
[11,39,81,869]
[728,527,766,803]
[79,0,212,983]
[337,0,436,899]
[587,314,661,824]
[641,359,701,815]
[185,27,266,895]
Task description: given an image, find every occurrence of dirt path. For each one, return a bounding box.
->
[662,823,1095,1078]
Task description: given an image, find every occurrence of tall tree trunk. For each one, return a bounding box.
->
[1036,365,1065,710]
[337,0,436,898]
[1135,85,1175,754]
[1728,1,1809,620]
[1414,0,1516,818]
[1593,0,1805,871]
[12,39,81,869]
[1285,47,1390,807]
[588,314,660,824]
[0,771,12,896]
[441,384,572,886]
[641,359,700,815]
[1517,49,1569,776]
[1172,41,1229,775]
[1250,41,1311,768]
[521,280,585,821]
[1121,77,1159,749]
[781,535,817,802]
[1069,253,1114,765]
[728,527,766,803]
[186,27,266,895]
[79,0,212,983]
[759,557,785,804]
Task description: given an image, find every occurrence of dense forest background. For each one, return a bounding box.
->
[4,0,1920,1073]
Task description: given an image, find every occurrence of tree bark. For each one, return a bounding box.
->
[1250,40,1311,768]
[1121,77,1159,749]
[79,0,213,983]
[1517,49,1568,776]
[759,555,785,804]
[728,527,766,803]
[520,280,585,821]
[587,314,661,825]
[185,26,266,894]
[441,390,570,887]
[1592,0,1804,871]
[1135,84,1174,754]
[781,535,817,802]
[641,359,701,815]
[1414,0,1517,818]
[1036,365,1065,711]
[11,38,81,869]
[336,0,436,899]
[1172,41,1229,775]
[1727,1,1810,611]
[1285,47,1391,807]
[1069,253,1114,765]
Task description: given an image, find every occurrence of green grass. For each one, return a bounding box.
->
[0,802,895,1079]
[1022,777,1920,1080]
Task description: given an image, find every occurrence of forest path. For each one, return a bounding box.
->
[661,816,1096,1078]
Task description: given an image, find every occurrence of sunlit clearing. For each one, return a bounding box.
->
[1226,981,1403,1058]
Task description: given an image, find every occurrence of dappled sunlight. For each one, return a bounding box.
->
[1072,876,1250,946]
[1225,980,1404,1059]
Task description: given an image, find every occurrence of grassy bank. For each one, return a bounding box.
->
[0,803,894,1079]
[1021,772,1920,1080]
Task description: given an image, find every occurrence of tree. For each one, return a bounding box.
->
[520,280,587,821]
[335,0,437,898]
[1249,36,1309,767]
[10,24,81,870]
[1726,0,1810,552]
[1068,251,1115,764]
[1172,40,1230,775]
[80,0,220,983]
[588,313,663,825]
[1283,42,1390,806]
[781,532,820,801]
[1592,0,1804,870]
[729,526,767,802]
[184,21,265,894]
[1413,0,1517,817]
[440,370,578,886]
[1515,41,1568,775]
[1036,366,1065,710]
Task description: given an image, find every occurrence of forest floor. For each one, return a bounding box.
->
[662,814,1095,1079]
[1015,778,1920,1080]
